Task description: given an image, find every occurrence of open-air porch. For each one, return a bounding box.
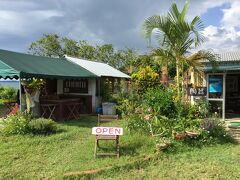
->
[0,49,130,120]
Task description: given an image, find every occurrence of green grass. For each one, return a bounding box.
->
[0,116,155,179]
[0,116,239,179]
[99,144,240,180]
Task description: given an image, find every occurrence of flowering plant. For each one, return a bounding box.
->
[9,103,19,115]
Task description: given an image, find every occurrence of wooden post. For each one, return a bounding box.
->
[19,78,22,112]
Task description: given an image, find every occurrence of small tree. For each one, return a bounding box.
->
[142,1,217,102]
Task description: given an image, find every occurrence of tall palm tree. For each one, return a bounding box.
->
[142,1,217,101]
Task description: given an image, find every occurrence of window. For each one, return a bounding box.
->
[208,75,223,99]
[63,79,88,93]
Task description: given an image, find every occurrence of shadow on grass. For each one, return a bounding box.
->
[57,116,98,128]
[120,141,144,156]
[96,139,145,157]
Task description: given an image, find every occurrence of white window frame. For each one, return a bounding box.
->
[207,73,226,119]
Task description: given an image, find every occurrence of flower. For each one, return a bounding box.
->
[135,106,142,113]
[147,107,153,113]
[9,103,19,115]
[144,114,151,121]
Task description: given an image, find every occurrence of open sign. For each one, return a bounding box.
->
[92,127,123,136]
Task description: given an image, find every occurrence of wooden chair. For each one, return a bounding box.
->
[40,104,57,120]
[66,103,81,120]
[94,114,120,158]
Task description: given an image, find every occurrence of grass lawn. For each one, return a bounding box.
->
[100,144,240,180]
[0,116,239,179]
[0,116,155,179]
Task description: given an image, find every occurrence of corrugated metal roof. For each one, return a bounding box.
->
[65,55,130,79]
[216,51,240,62]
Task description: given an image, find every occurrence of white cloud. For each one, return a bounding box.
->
[200,25,240,52]
[198,0,240,52]
[221,1,240,28]
[0,0,240,53]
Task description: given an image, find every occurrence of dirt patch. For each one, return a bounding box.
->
[63,155,153,178]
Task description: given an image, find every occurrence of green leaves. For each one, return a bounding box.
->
[29,34,137,73]
[29,34,64,58]
[142,1,217,101]
[0,86,17,102]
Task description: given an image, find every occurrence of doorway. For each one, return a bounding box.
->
[225,74,240,119]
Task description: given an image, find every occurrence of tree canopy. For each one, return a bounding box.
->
[29,34,137,73]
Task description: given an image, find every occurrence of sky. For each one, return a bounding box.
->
[0,0,240,54]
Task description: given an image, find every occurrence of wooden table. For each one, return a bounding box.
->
[40,99,82,120]
[40,104,57,120]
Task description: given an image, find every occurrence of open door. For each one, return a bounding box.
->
[225,74,240,119]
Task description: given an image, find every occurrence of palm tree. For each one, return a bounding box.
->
[142,1,217,101]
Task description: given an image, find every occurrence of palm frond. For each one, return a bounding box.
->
[186,50,219,73]
[142,15,165,45]
[179,0,189,21]
[168,3,180,23]
[190,16,205,46]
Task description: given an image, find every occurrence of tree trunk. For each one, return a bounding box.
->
[181,62,185,103]
[176,58,180,101]
[160,66,169,86]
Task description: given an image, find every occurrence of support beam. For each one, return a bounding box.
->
[19,78,22,112]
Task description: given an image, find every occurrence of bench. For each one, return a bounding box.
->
[94,114,120,158]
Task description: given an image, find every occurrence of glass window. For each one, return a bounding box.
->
[209,101,223,118]
[208,75,223,99]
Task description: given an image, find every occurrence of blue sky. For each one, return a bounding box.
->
[201,4,228,27]
[0,0,240,54]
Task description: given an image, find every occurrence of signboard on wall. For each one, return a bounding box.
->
[187,87,207,96]
[63,79,88,93]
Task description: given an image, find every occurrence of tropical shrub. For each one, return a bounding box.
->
[1,112,32,135]
[0,86,17,102]
[124,114,149,134]
[182,118,233,146]
[200,118,233,143]
[28,118,57,135]
[142,86,176,117]
[193,98,210,119]
[116,91,142,116]
[131,66,160,92]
